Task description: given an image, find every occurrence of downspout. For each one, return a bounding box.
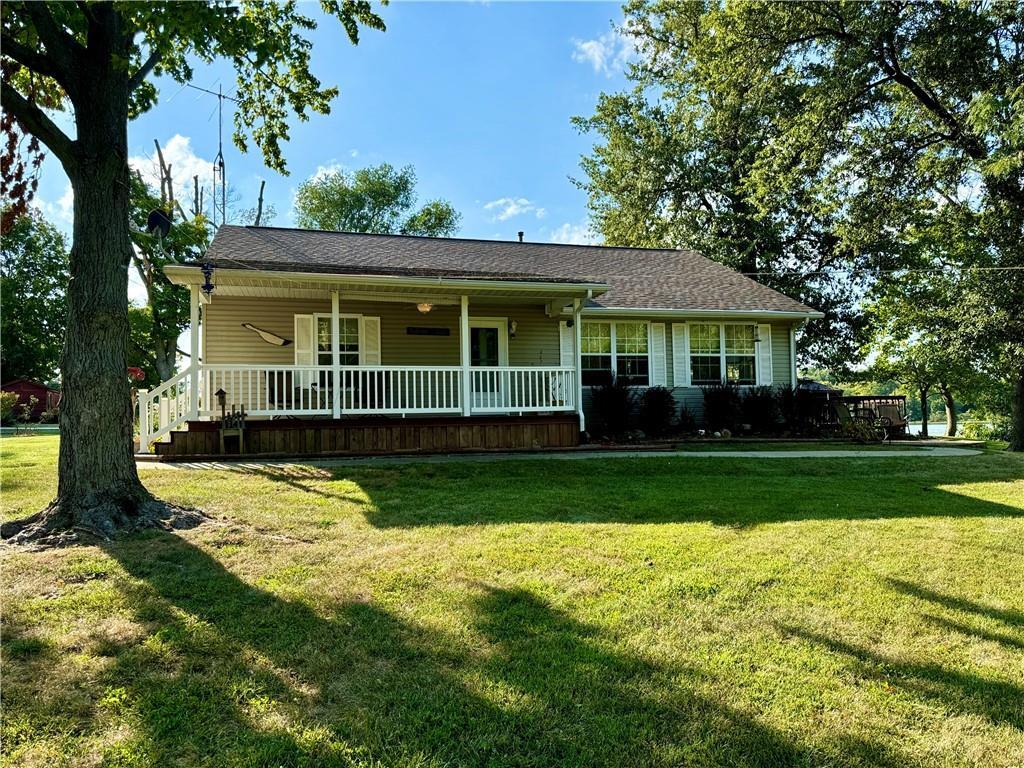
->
[574,291,590,434]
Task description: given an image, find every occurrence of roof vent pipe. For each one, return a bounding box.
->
[517,231,524,243]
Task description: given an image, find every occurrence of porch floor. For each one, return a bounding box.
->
[147,413,580,461]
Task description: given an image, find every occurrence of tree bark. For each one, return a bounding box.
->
[918,386,930,438]
[938,383,956,438]
[2,7,203,544]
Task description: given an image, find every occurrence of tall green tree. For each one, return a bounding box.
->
[0,1,386,542]
[294,163,461,236]
[579,1,1023,448]
[0,212,67,382]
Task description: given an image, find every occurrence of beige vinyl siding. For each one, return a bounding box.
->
[202,296,560,367]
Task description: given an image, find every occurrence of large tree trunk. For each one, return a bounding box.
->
[1011,367,1024,452]
[918,387,930,438]
[2,8,203,545]
[938,383,956,438]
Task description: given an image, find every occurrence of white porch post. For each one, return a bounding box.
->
[573,298,585,432]
[331,290,341,419]
[460,294,471,416]
[189,284,200,419]
[789,324,798,388]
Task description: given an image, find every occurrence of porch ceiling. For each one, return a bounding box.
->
[164,265,604,308]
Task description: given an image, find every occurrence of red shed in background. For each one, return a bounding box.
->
[2,379,60,419]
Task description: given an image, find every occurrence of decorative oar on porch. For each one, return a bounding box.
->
[241,323,292,346]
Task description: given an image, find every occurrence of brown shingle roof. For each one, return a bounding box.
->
[203,225,819,315]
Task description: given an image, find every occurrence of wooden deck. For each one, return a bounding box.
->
[149,413,580,460]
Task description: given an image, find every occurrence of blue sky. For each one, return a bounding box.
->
[37,0,635,271]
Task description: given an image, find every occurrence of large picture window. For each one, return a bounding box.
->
[581,321,612,386]
[724,325,756,385]
[580,321,649,386]
[614,321,649,385]
[689,323,722,385]
[316,316,360,366]
[689,323,757,385]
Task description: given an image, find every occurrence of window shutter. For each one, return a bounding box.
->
[757,324,773,385]
[294,315,315,365]
[559,321,575,367]
[649,323,667,386]
[361,316,381,365]
[672,323,690,386]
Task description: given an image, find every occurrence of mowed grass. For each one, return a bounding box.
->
[2,436,1023,768]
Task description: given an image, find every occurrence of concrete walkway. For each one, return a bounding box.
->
[139,445,982,471]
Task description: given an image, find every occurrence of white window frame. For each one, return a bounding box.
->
[687,322,759,386]
[580,320,650,387]
[468,317,509,366]
[312,312,361,366]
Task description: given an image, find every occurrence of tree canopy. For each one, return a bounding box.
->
[0,1,387,543]
[0,212,67,383]
[294,163,461,237]
[577,0,1024,448]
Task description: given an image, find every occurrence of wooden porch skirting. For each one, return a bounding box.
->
[150,413,580,460]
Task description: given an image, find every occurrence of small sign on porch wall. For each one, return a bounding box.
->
[406,327,451,336]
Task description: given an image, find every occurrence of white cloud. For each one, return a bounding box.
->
[483,196,546,222]
[348,149,359,159]
[571,26,638,77]
[310,162,345,181]
[129,134,214,213]
[550,221,600,246]
[37,181,74,226]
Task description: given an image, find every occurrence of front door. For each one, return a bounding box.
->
[469,319,508,409]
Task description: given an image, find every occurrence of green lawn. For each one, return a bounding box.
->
[2,435,1022,768]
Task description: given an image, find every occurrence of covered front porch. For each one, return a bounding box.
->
[137,265,605,453]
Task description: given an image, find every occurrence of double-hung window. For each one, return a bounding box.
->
[689,323,757,385]
[315,316,360,366]
[580,321,649,386]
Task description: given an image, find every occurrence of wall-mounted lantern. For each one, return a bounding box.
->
[200,262,216,297]
[509,320,518,339]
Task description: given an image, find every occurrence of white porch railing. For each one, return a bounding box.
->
[137,365,195,449]
[137,364,576,452]
[200,364,464,417]
[470,366,576,413]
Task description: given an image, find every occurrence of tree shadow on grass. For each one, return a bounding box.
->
[320,456,1024,529]
[74,532,832,767]
[884,578,1024,628]
[779,624,1024,731]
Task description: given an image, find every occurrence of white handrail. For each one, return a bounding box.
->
[137,364,578,451]
[137,365,196,451]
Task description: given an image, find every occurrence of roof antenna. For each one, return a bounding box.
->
[517,231,524,243]
[211,84,227,228]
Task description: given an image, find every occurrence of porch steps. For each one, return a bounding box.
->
[151,414,580,460]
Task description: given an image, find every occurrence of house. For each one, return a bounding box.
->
[2,378,60,420]
[140,226,822,457]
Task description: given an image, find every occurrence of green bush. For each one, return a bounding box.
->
[590,377,635,438]
[638,387,677,437]
[701,383,741,432]
[962,415,1012,442]
[678,404,697,433]
[1,391,18,425]
[740,386,780,434]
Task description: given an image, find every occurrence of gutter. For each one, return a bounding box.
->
[578,307,825,320]
[163,264,609,297]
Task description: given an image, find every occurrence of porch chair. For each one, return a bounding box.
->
[833,402,889,443]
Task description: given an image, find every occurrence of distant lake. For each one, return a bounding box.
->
[905,420,992,437]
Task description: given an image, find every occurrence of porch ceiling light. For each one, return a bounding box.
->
[416,302,433,314]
